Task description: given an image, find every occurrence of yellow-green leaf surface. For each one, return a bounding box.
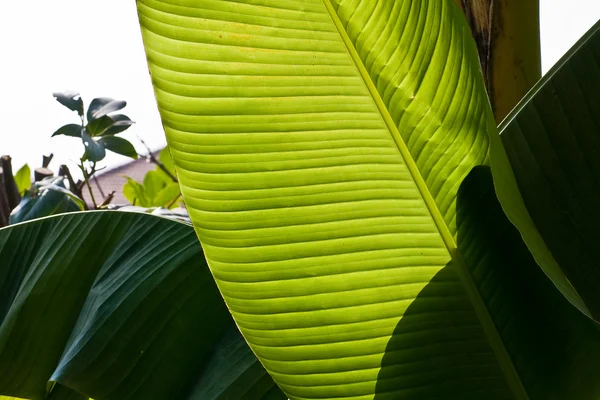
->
[13,164,31,196]
[136,0,560,398]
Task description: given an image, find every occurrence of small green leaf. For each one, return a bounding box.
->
[87,97,126,122]
[53,91,84,116]
[52,124,82,138]
[102,114,134,136]
[143,170,169,200]
[98,136,138,159]
[86,114,134,137]
[153,182,181,208]
[13,164,31,195]
[81,130,106,162]
[86,116,113,136]
[122,177,150,207]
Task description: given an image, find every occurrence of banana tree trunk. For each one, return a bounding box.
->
[456,0,541,122]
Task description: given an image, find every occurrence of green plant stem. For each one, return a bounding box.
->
[98,191,115,208]
[166,193,182,209]
[59,165,82,196]
[80,161,98,209]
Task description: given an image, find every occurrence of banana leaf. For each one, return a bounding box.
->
[136,0,600,398]
[499,19,600,321]
[0,211,282,400]
[9,177,84,225]
[456,167,600,400]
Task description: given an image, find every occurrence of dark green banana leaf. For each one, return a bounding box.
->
[0,211,283,400]
[499,19,600,321]
[456,167,600,399]
[189,326,287,400]
[9,177,84,225]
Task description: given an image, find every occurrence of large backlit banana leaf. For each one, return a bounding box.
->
[499,19,600,321]
[137,0,600,398]
[0,211,282,400]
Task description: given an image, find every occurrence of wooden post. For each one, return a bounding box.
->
[34,167,54,182]
[0,169,11,227]
[1,156,21,211]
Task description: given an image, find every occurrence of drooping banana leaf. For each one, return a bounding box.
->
[456,167,600,400]
[498,19,600,321]
[189,325,286,400]
[136,0,600,398]
[9,177,84,225]
[0,211,282,400]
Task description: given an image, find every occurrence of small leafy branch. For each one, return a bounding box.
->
[122,140,182,210]
[52,91,137,208]
[1,91,182,226]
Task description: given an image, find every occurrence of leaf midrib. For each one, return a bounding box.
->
[320,0,528,398]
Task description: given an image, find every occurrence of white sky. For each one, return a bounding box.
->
[0,1,599,175]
